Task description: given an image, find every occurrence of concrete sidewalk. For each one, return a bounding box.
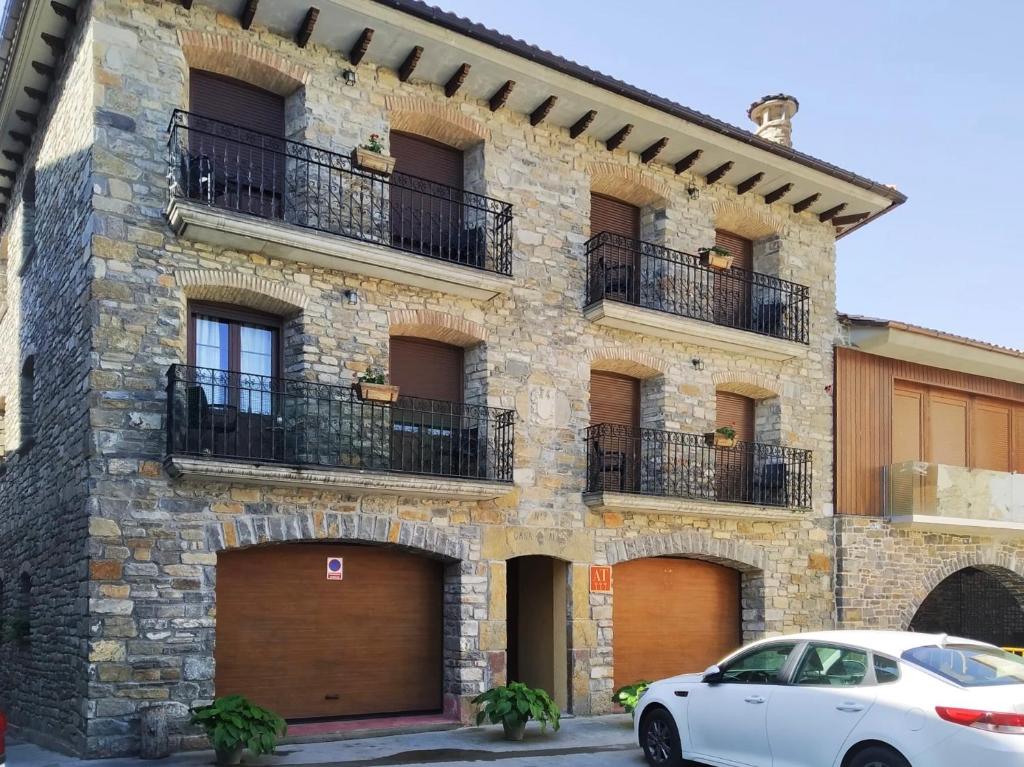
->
[9,714,640,767]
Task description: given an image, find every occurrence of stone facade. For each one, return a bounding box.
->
[0,0,846,757]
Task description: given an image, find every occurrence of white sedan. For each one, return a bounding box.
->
[634,630,1024,767]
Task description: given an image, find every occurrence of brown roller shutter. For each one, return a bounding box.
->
[216,543,443,719]
[390,337,464,403]
[390,132,463,188]
[716,391,755,442]
[713,230,753,330]
[591,194,640,240]
[973,399,1011,472]
[591,195,641,302]
[613,558,740,687]
[892,386,924,463]
[590,372,640,493]
[929,392,968,467]
[591,371,640,428]
[714,230,753,272]
[1015,407,1024,473]
[715,391,755,503]
[189,70,285,136]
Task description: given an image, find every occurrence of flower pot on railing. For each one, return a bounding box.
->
[356,382,400,403]
[704,431,736,448]
[351,147,396,176]
[698,247,734,271]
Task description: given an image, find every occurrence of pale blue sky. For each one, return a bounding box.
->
[432,0,1023,349]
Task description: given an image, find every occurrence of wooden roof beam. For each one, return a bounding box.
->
[488,80,515,112]
[2,151,24,165]
[8,132,30,146]
[14,110,37,126]
[31,61,55,78]
[605,124,633,151]
[50,2,76,21]
[819,203,847,223]
[24,87,47,103]
[530,95,558,126]
[763,183,792,205]
[674,149,702,174]
[0,170,14,180]
[736,172,764,195]
[705,161,733,186]
[832,212,870,226]
[349,28,374,66]
[295,7,319,48]
[640,137,669,164]
[40,33,65,55]
[240,0,259,30]
[444,63,471,98]
[398,45,423,82]
[569,110,596,139]
[792,193,820,213]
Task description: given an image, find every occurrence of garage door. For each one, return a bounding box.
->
[613,557,741,688]
[216,543,443,719]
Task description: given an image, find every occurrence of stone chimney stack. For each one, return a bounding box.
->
[748,94,799,148]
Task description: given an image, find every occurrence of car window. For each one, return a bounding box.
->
[794,644,868,687]
[873,654,900,684]
[720,643,797,685]
[903,644,1024,687]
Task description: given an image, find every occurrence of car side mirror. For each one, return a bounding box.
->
[701,664,723,684]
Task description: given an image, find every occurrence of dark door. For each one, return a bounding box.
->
[713,230,754,330]
[389,132,475,265]
[715,390,755,502]
[590,371,641,492]
[591,194,641,302]
[188,70,286,218]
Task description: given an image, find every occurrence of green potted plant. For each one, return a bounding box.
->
[190,695,286,766]
[705,425,737,448]
[351,132,397,176]
[355,366,400,403]
[473,681,561,742]
[612,681,651,716]
[698,245,733,270]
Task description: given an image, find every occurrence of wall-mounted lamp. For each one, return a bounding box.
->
[342,68,358,86]
[691,357,705,371]
[344,289,359,305]
[686,185,700,201]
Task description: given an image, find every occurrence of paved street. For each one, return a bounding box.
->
[9,715,644,767]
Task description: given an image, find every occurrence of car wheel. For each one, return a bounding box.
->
[640,708,683,767]
[848,745,911,767]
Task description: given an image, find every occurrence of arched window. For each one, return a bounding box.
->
[20,356,35,449]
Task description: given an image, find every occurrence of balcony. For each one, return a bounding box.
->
[165,111,514,299]
[885,461,1024,536]
[583,233,810,359]
[164,365,515,500]
[583,424,812,518]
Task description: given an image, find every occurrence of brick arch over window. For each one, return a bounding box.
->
[586,347,663,379]
[205,511,467,561]
[388,309,487,347]
[176,271,308,316]
[178,31,308,97]
[710,199,785,241]
[385,96,489,149]
[712,372,784,401]
[588,162,669,207]
[900,555,1024,631]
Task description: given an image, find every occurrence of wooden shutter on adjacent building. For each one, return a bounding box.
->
[590,194,640,240]
[390,132,463,189]
[929,392,968,467]
[892,386,924,463]
[590,371,640,427]
[714,230,754,272]
[189,70,285,136]
[389,337,464,403]
[716,391,755,442]
[973,400,1011,472]
[1015,407,1024,474]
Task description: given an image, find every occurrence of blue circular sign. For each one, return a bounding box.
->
[328,559,342,572]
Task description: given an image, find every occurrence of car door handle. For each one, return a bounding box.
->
[836,703,865,713]
[744,695,766,704]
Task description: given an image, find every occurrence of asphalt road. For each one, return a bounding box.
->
[307,744,647,766]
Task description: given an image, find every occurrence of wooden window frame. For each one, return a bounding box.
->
[186,301,284,379]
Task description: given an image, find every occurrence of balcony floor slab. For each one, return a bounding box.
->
[583,490,811,520]
[165,455,513,500]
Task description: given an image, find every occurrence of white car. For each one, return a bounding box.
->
[634,630,1024,767]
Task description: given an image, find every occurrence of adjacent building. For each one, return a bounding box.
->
[0,0,905,756]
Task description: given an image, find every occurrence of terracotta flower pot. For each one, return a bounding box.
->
[356,382,400,403]
[352,147,396,176]
[705,432,736,448]
[214,745,244,766]
[502,719,527,741]
[700,250,734,270]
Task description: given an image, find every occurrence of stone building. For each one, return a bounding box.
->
[0,0,904,756]
[835,315,1024,646]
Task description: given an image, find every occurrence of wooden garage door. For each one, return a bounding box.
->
[613,558,740,688]
[216,544,443,719]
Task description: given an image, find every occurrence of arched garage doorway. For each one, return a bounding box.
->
[216,543,444,719]
[910,566,1024,647]
[613,557,742,688]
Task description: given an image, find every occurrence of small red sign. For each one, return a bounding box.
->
[326,557,344,581]
[590,565,612,593]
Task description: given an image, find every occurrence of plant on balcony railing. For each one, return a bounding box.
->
[585,232,810,344]
[585,423,812,508]
[165,365,515,482]
[166,110,514,275]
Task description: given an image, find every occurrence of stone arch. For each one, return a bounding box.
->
[588,161,670,207]
[710,198,784,240]
[388,309,487,347]
[712,372,783,401]
[178,30,308,96]
[604,530,766,571]
[205,510,467,561]
[586,347,663,380]
[385,95,489,149]
[176,270,308,316]
[900,554,1024,631]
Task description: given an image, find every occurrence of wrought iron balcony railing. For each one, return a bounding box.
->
[585,232,810,344]
[585,423,812,509]
[166,110,514,275]
[166,365,515,482]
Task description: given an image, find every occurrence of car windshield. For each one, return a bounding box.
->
[903,644,1024,687]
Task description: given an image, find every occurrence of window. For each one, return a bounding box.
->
[719,642,797,684]
[903,644,1024,687]
[793,644,868,687]
[873,654,900,684]
[187,304,281,415]
[20,356,34,449]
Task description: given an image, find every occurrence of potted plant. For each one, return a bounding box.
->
[705,425,737,448]
[351,132,396,176]
[355,367,400,403]
[698,245,733,270]
[190,695,286,766]
[612,681,651,717]
[473,681,561,742]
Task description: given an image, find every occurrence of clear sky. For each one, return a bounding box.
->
[430,0,1023,350]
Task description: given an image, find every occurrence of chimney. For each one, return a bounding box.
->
[748,94,799,148]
